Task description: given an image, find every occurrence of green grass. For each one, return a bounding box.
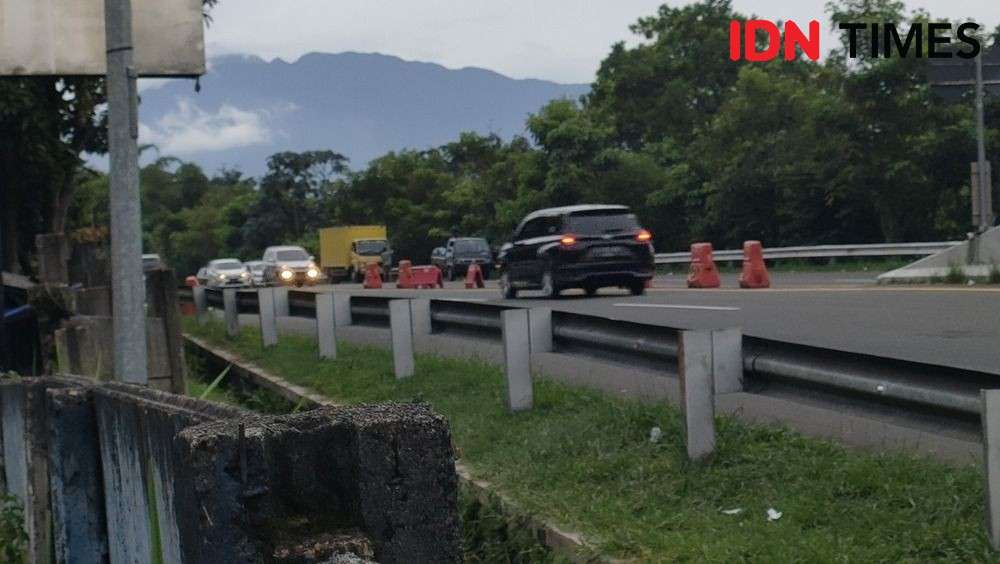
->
[183,318,997,563]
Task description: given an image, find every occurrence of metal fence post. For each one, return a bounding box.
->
[983,389,1000,550]
[528,307,553,353]
[389,300,415,379]
[258,289,277,349]
[679,330,715,462]
[502,309,533,411]
[223,290,239,338]
[316,293,337,360]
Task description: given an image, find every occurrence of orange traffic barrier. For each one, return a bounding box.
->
[185,275,199,287]
[363,262,383,289]
[465,263,485,289]
[396,260,414,289]
[687,242,721,288]
[739,240,770,289]
[413,266,444,289]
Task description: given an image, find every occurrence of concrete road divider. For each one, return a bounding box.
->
[739,240,771,289]
[687,243,721,289]
[273,286,290,317]
[465,263,485,289]
[363,262,383,289]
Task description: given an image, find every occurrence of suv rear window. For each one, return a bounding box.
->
[454,239,489,253]
[564,212,639,235]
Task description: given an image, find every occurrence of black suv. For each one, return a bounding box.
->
[497,205,655,298]
[430,237,494,280]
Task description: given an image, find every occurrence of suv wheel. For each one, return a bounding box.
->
[584,285,598,297]
[540,268,558,299]
[629,281,646,296]
[499,272,517,299]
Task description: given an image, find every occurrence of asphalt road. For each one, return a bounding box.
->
[303,271,1000,375]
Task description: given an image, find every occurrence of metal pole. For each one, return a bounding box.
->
[105,0,148,383]
[975,51,993,233]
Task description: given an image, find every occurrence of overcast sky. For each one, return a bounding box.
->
[203,0,1000,84]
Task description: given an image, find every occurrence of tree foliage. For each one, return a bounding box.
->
[13,0,1000,278]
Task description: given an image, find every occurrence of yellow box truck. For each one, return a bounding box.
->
[319,225,390,282]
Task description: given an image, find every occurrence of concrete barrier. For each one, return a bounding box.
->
[0,377,461,563]
[46,386,109,563]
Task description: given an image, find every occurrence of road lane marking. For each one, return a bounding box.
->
[614,303,740,311]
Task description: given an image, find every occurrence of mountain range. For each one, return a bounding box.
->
[134,52,591,177]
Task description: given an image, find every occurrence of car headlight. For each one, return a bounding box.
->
[279,270,294,280]
[240,272,249,278]
[217,273,226,280]
[307,268,319,279]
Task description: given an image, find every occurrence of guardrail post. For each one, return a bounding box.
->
[983,389,1000,550]
[193,286,207,325]
[712,328,743,394]
[502,309,533,411]
[529,308,553,353]
[679,330,715,462]
[273,287,290,317]
[411,299,432,336]
[389,300,415,379]
[334,294,352,327]
[258,288,278,348]
[316,293,337,360]
[223,289,239,338]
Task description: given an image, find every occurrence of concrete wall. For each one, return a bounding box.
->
[0,377,460,563]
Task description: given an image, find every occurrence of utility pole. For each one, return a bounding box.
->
[104,0,148,384]
[975,52,995,234]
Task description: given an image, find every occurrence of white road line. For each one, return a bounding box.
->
[614,303,741,312]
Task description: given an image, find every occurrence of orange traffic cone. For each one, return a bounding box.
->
[465,263,485,289]
[396,260,415,289]
[739,240,770,289]
[687,243,721,288]
[363,262,383,289]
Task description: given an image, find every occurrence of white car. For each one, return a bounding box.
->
[262,246,323,286]
[203,258,251,288]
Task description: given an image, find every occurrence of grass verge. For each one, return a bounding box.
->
[183,318,995,562]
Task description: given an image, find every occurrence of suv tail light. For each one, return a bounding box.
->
[636,229,652,242]
[560,235,577,247]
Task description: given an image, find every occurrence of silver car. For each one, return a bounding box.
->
[244,260,267,287]
[203,258,251,288]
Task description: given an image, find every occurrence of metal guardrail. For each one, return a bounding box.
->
[655,241,961,265]
[184,287,996,419]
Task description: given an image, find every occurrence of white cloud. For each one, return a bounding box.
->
[139,99,270,154]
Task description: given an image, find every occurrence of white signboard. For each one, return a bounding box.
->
[0,0,205,76]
